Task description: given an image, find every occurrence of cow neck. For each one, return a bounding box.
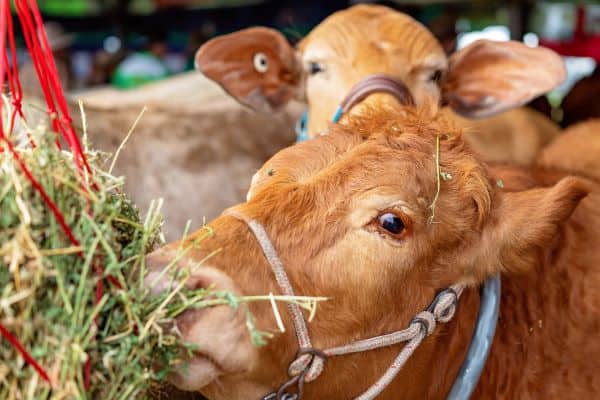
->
[226,209,468,400]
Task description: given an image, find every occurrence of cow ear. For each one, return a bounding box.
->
[195,27,302,113]
[467,176,589,281]
[442,40,566,118]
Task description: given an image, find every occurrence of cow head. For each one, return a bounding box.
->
[196,4,565,135]
[146,105,588,399]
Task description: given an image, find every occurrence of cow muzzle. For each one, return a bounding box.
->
[144,252,257,392]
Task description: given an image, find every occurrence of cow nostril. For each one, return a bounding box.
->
[186,267,238,294]
[188,273,217,291]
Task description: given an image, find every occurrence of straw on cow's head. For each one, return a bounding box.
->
[145,103,588,399]
[196,4,565,134]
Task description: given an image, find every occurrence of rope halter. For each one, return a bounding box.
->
[225,209,465,400]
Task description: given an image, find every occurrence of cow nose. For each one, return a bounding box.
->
[144,250,239,295]
[144,249,180,295]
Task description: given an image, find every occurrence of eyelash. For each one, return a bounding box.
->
[430,70,443,83]
[308,61,324,75]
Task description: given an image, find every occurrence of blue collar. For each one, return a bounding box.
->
[294,97,500,400]
[448,276,500,399]
[295,110,310,143]
[295,106,344,143]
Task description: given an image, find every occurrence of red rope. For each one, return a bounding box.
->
[0,1,52,385]
[0,0,6,155]
[4,1,34,147]
[0,323,51,384]
[0,0,104,386]
[2,0,129,389]
[18,0,92,175]
[14,0,62,147]
[0,3,81,249]
[83,358,92,390]
[0,135,81,247]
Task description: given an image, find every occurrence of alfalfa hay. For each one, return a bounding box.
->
[0,100,224,399]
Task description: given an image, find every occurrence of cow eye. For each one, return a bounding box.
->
[378,212,405,235]
[429,69,443,83]
[253,52,268,73]
[308,61,324,75]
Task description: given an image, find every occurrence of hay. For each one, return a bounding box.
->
[0,99,206,399]
[0,100,324,399]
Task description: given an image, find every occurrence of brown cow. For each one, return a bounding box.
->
[146,103,600,399]
[538,118,600,180]
[196,4,563,165]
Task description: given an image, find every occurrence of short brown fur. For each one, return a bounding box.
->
[538,119,600,181]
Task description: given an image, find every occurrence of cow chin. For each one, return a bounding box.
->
[167,332,270,400]
[199,379,275,400]
[169,355,222,392]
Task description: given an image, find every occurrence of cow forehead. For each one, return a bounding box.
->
[254,132,439,211]
[299,5,446,70]
[262,108,453,177]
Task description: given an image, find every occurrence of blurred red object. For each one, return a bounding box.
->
[540,6,600,62]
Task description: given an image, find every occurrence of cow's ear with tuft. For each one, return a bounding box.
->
[442,40,566,119]
[195,27,303,113]
[467,176,589,282]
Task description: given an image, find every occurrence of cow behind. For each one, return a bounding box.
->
[196,4,564,165]
[146,104,600,399]
[538,119,600,181]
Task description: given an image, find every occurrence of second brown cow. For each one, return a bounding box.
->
[196,4,564,165]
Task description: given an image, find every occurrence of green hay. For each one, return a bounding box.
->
[0,101,325,399]
[0,116,204,398]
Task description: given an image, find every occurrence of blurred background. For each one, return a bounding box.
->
[12,1,600,115]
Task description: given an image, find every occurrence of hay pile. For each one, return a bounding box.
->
[0,102,257,399]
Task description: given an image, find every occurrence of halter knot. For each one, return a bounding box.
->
[288,348,327,382]
[412,311,436,336]
[429,287,459,323]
